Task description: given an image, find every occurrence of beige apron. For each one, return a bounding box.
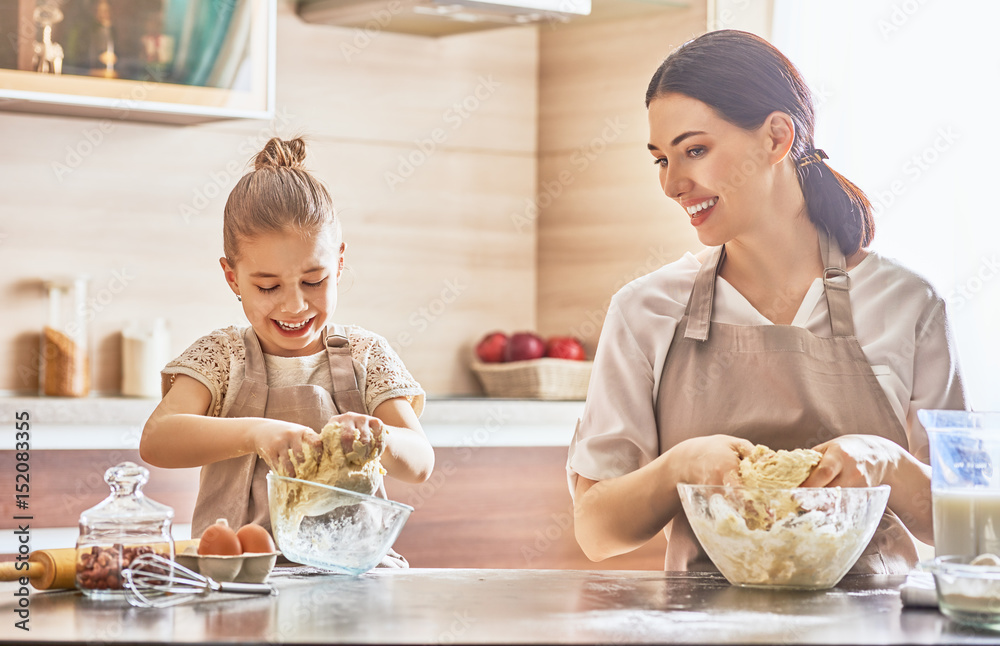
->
[656,230,917,575]
[192,326,407,567]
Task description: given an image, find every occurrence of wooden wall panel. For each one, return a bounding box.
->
[536,5,708,350]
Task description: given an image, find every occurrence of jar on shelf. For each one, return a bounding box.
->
[76,462,174,599]
[40,276,90,397]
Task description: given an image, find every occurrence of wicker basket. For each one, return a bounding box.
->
[470,358,593,400]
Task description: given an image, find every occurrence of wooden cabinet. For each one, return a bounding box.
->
[0,0,275,124]
[0,446,666,570]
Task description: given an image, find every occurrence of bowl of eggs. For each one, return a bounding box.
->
[176,519,280,583]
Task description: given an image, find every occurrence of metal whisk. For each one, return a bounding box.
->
[122,552,276,608]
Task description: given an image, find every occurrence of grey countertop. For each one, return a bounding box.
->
[0,396,584,449]
[0,568,988,644]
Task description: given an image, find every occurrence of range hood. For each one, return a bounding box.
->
[296,0,592,37]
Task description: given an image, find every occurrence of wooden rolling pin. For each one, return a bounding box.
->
[0,540,199,591]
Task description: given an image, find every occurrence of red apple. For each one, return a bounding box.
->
[505,332,546,362]
[545,337,586,361]
[475,332,508,363]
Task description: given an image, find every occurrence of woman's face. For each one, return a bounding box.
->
[647,93,775,247]
[221,228,343,357]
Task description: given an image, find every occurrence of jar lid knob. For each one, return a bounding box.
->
[104,461,149,496]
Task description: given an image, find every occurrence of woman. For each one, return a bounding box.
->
[567,30,966,574]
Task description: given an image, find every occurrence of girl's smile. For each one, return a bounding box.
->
[221,229,344,357]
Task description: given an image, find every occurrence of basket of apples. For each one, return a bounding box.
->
[470,332,592,400]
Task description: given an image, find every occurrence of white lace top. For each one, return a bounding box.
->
[161,325,425,418]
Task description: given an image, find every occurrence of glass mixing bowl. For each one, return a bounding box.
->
[267,473,412,575]
[677,483,890,590]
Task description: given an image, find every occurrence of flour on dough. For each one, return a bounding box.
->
[280,419,387,495]
[737,444,823,489]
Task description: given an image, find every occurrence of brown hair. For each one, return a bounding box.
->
[645,30,873,255]
[223,137,340,262]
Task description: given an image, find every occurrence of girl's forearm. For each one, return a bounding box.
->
[887,454,934,544]
[139,414,258,469]
[381,426,435,483]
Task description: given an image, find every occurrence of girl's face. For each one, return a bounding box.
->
[647,93,779,247]
[221,228,344,357]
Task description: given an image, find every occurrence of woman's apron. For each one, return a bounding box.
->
[191,326,407,567]
[656,230,918,574]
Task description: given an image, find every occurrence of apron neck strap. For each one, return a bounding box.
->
[241,327,269,383]
[684,229,855,340]
[683,246,725,342]
[819,228,856,338]
[325,325,368,415]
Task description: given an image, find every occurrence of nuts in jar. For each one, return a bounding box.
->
[75,544,156,591]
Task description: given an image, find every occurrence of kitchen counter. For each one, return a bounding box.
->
[0,396,584,449]
[0,568,988,644]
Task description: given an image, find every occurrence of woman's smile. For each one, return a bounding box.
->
[683,196,719,225]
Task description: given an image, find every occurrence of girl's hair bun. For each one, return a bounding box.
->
[254,137,307,171]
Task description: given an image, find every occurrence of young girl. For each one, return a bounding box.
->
[140,138,434,566]
[569,30,967,574]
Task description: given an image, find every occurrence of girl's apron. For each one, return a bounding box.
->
[656,230,918,574]
[192,326,407,567]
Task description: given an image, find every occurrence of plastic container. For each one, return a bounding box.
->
[41,276,90,397]
[917,409,1000,557]
[76,462,174,598]
[677,483,889,589]
[267,473,411,575]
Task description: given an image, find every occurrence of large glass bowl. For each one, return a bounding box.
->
[267,473,413,575]
[677,483,890,589]
[921,555,1000,631]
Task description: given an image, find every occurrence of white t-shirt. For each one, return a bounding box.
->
[567,250,967,493]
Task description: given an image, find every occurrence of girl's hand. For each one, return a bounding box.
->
[327,412,387,464]
[800,434,900,488]
[249,419,321,476]
[670,434,756,486]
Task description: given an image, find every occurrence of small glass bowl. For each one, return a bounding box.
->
[921,555,1000,631]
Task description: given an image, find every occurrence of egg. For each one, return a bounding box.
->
[197,518,242,556]
[236,523,275,554]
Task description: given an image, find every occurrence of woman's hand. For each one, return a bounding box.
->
[327,412,387,464]
[671,434,756,486]
[800,434,899,488]
[801,433,933,542]
[249,419,322,476]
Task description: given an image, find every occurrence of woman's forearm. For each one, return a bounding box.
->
[574,453,681,561]
[887,454,934,544]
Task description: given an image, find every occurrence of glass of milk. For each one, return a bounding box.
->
[918,409,1000,557]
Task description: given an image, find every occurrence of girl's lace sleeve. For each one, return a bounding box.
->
[349,328,425,416]
[161,327,244,417]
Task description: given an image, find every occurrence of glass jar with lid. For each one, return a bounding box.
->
[41,276,90,397]
[76,462,174,598]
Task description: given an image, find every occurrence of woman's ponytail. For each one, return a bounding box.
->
[796,155,874,255]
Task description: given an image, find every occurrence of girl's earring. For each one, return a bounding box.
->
[237,295,242,302]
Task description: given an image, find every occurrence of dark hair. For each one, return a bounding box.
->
[645,30,873,255]
[223,137,341,263]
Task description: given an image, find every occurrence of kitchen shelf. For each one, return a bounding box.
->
[0,0,275,124]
